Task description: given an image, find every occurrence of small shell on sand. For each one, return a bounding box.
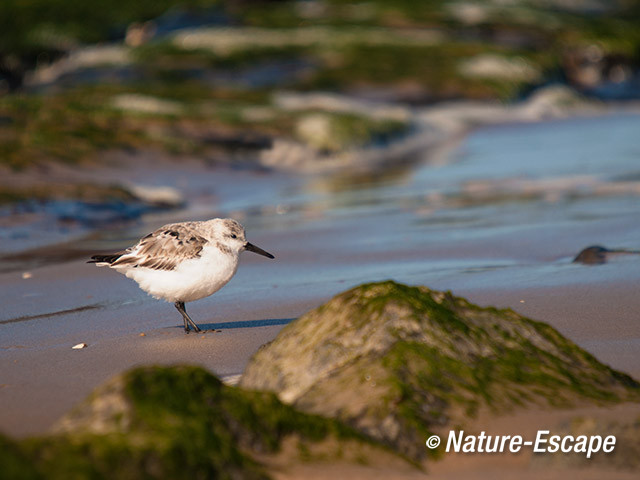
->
[72,343,87,349]
[22,272,32,279]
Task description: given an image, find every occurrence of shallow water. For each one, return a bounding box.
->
[233,112,640,292]
[4,113,640,295]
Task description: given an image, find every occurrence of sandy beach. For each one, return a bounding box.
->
[2,220,640,437]
[1,112,640,479]
[2,249,640,479]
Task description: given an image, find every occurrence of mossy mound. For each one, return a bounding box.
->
[241,281,640,460]
[532,415,640,470]
[0,434,42,480]
[9,366,396,480]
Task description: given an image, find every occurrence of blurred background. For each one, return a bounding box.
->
[2,0,640,294]
[1,0,640,283]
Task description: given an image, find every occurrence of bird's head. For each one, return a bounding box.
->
[208,218,274,259]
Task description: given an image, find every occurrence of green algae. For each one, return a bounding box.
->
[241,280,640,461]
[0,84,409,175]
[0,183,138,206]
[5,365,386,480]
[3,1,640,180]
[0,434,42,480]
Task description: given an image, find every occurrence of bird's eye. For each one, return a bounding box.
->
[231,234,237,239]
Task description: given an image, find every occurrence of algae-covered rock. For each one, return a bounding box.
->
[18,366,396,480]
[0,434,42,480]
[532,415,640,470]
[240,281,640,460]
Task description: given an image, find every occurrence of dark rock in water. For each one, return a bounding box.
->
[203,131,273,150]
[10,366,398,479]
[573,245,640,265]
[241,281,640,461]
[573,245,610,265]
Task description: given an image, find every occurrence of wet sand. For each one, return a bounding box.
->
[1,243,639,438]
[0,252,309,437]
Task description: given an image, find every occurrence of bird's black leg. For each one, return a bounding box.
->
[174,301,202,333]
[174,301,190,332]
[183,305,202,333]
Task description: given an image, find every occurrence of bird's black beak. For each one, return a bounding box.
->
[244,242,274,259]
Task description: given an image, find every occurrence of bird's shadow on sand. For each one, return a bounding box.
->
[172,318,294,331]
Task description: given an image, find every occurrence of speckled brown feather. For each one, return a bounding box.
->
[109,222,208,271]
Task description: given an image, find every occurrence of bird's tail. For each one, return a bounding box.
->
[87,253,124,266]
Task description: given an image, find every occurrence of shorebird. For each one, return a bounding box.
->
[89,218,274,332]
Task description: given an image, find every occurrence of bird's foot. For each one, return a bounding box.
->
[183,326,203,333]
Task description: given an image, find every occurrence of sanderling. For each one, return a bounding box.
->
[89,218,274,333]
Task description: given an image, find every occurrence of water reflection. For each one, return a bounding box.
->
[3,113,640,284]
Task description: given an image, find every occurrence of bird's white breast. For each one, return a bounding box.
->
[121,245,239,303]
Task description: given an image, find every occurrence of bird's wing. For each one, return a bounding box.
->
[110,222,208,271]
